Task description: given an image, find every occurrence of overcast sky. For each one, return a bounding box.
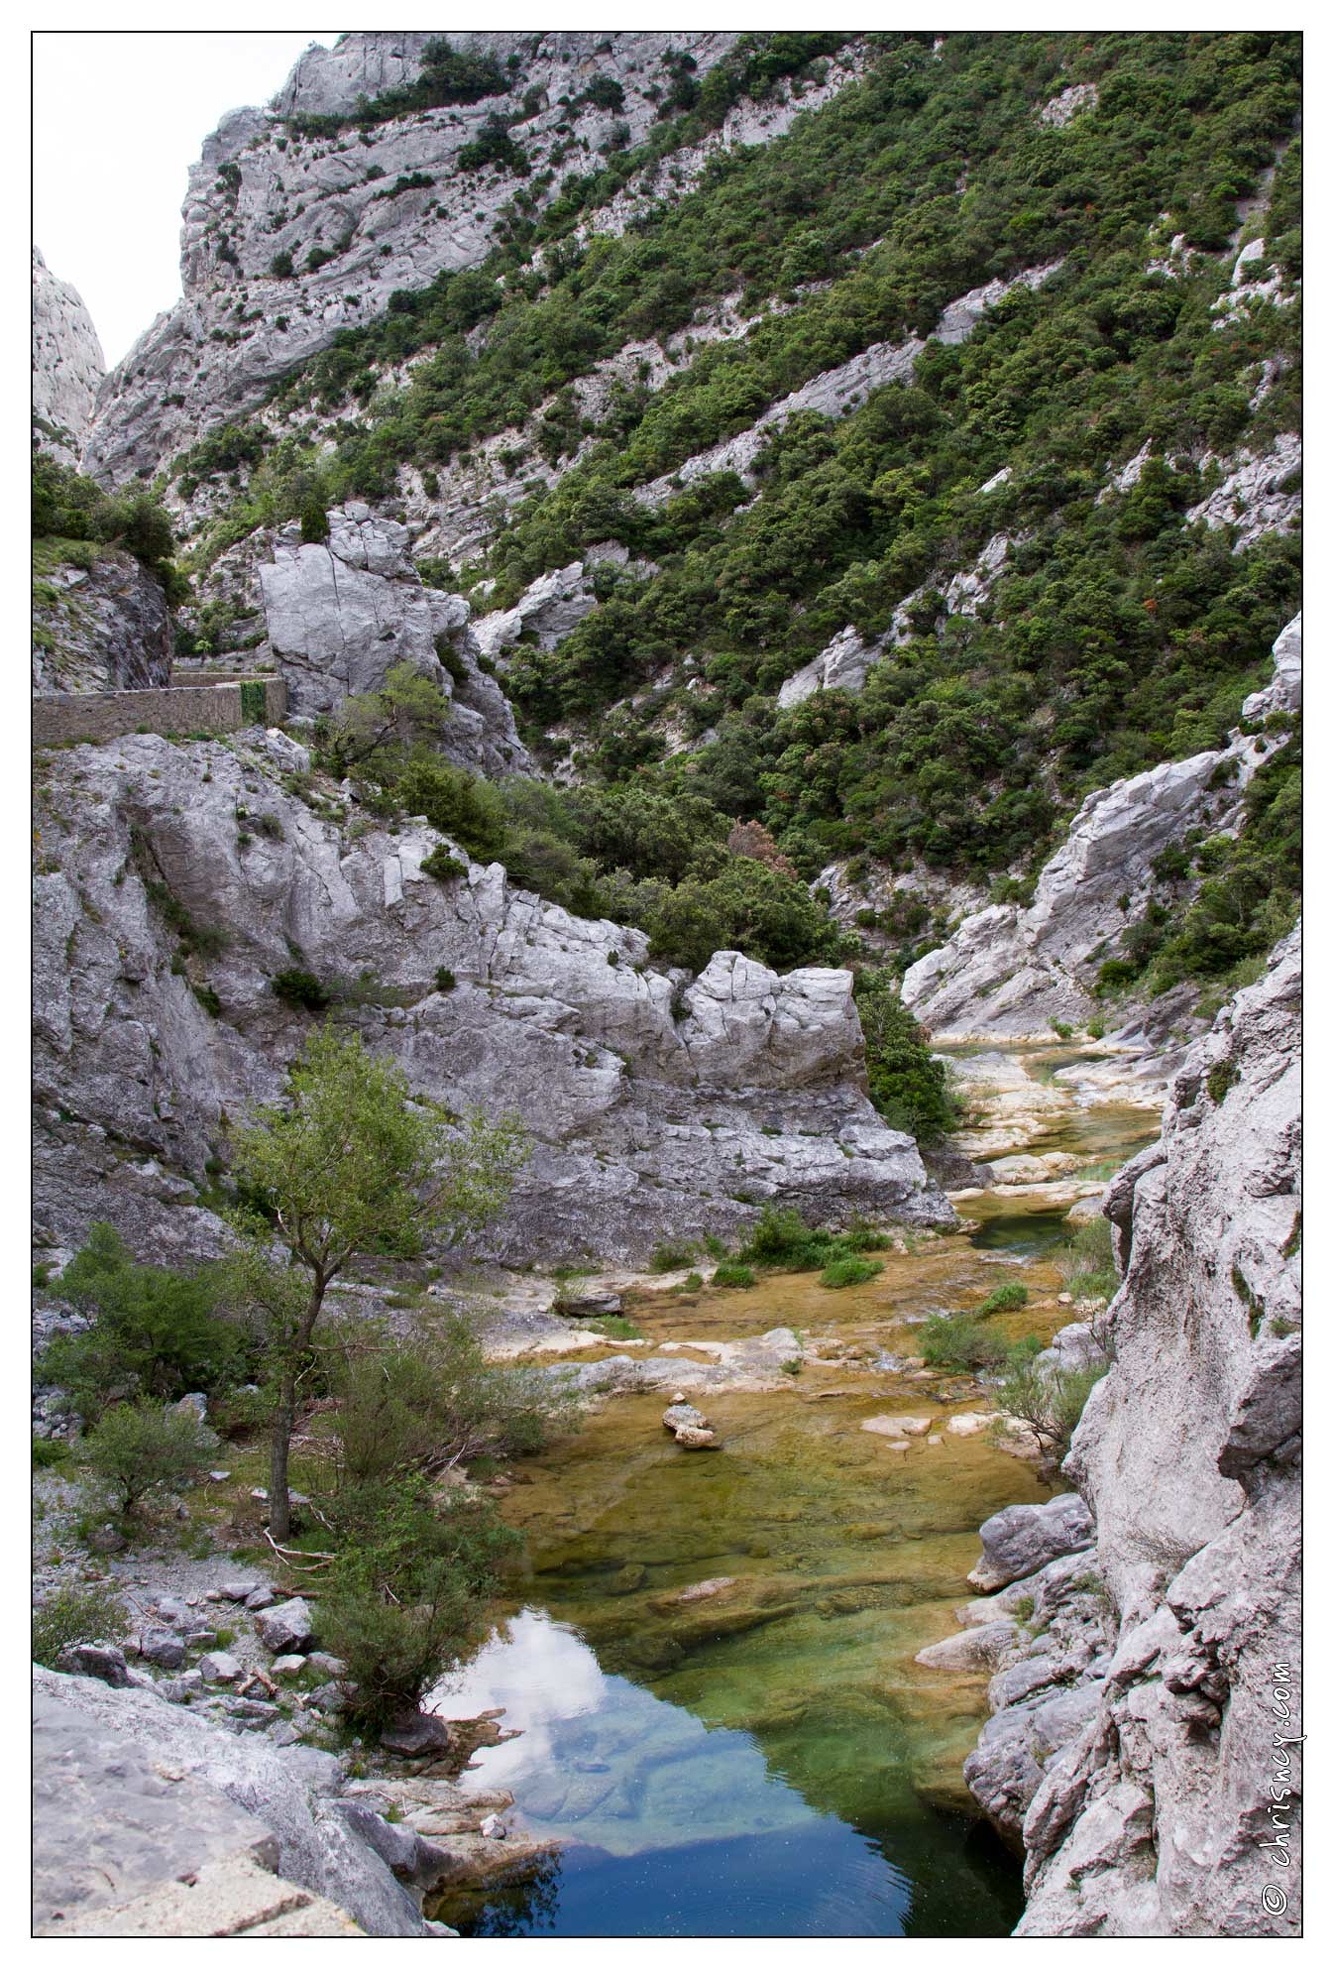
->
[33,32,342,368]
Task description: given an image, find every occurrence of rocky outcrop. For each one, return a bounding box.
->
[33,550,174,696]
[34,1669,427,1934]
[255,503,530,774]
[33,247,105,467]
[1243,610,1301,719]
[32,731,951,1268]
[1185,433,1301,551]
[634,264,1063,511]
[778,533,1022,707]
[961,933,1300,1934]
[901,615,1300,1041]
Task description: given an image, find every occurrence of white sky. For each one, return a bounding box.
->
[33,32,342,367]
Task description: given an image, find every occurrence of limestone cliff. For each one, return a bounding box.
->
[33,729,950,1270]
[83,32,868,488]
[33,247,105,467]
[961,933,1300,1934]
[902,614,1301,1047]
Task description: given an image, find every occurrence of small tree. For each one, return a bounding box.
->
[83,1400,213,1517]
[227,1027,527,1538]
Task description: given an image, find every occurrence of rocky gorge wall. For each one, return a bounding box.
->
[958,932,1300,1934]
[33,246,105,467]
[82,32,868,489]
[902,613,1301,1049]
[32,726,950,1271]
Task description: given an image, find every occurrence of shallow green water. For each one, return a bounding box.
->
[427,1061,1160,1937]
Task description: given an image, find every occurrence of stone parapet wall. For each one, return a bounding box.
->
[33,678,286,748]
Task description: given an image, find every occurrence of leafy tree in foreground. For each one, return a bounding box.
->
[227,1026,528,1539]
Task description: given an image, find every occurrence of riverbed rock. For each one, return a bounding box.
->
[861,1414,932,1438]
[673,1425,721,1450]
[967,1493,1094,1592]
[915,1621,1017,1671]
[379,1711,453,1759]
[662,1401,709,1433]
[34,1667,427,1934]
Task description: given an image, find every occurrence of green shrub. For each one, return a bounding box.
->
[589,1314,644,1340]
[42,1223,246,1418]
[434,967,457,993]
[854,971,959,1141]
[919,1316,1012,1371]
[712,1260,757,1288]
[83,1399,213,1515]
[995,1358,1107,1468]
[320,1482,520,1728]
[978,1281,1030,1317]
[421,845,469,883]
[1059,1215,1119,1302]
[736,1206,826,1270]
[32,1437,72,1469]
[33,1582,130,1667]
[327,1306,574,1489]
[648,1239,699,1273]
[239,681,269,725]
[271,967,331,1010]
[819,1255,882,1289]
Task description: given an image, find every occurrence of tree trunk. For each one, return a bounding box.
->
[268,1275,325,1543]
[269,1368,296,1541]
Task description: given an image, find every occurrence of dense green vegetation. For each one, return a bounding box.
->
[32,455,189,603]
[1093,729,1300,1000]
[179,32,1298,925]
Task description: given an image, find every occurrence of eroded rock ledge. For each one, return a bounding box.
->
[33,730,950,1268]
[958,932,1300,1935]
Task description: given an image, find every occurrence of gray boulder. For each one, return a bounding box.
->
[254,1600,314,1656]
[33,1668,427,1935]
[55,1643,132,1687]
[968,1493,1094,1593]
[136,1629,187,1670]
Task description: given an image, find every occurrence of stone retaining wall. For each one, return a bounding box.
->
[32,678,286,748]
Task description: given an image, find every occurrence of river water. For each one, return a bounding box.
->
[427,1049,1161,1938]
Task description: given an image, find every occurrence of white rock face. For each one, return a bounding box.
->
[33,248,105,467]
[1185,433,1301,550]
[1241,610,1301,719]
[777,530,1023,708]
[973,934,1301,1936]
[901,729,1273,1040]
[32,551,174,695]
[254,503,529,774]
[472,561,600,662]
[1038,82,1098,127]
[777,626,879,708]
[32,734,951,1267]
